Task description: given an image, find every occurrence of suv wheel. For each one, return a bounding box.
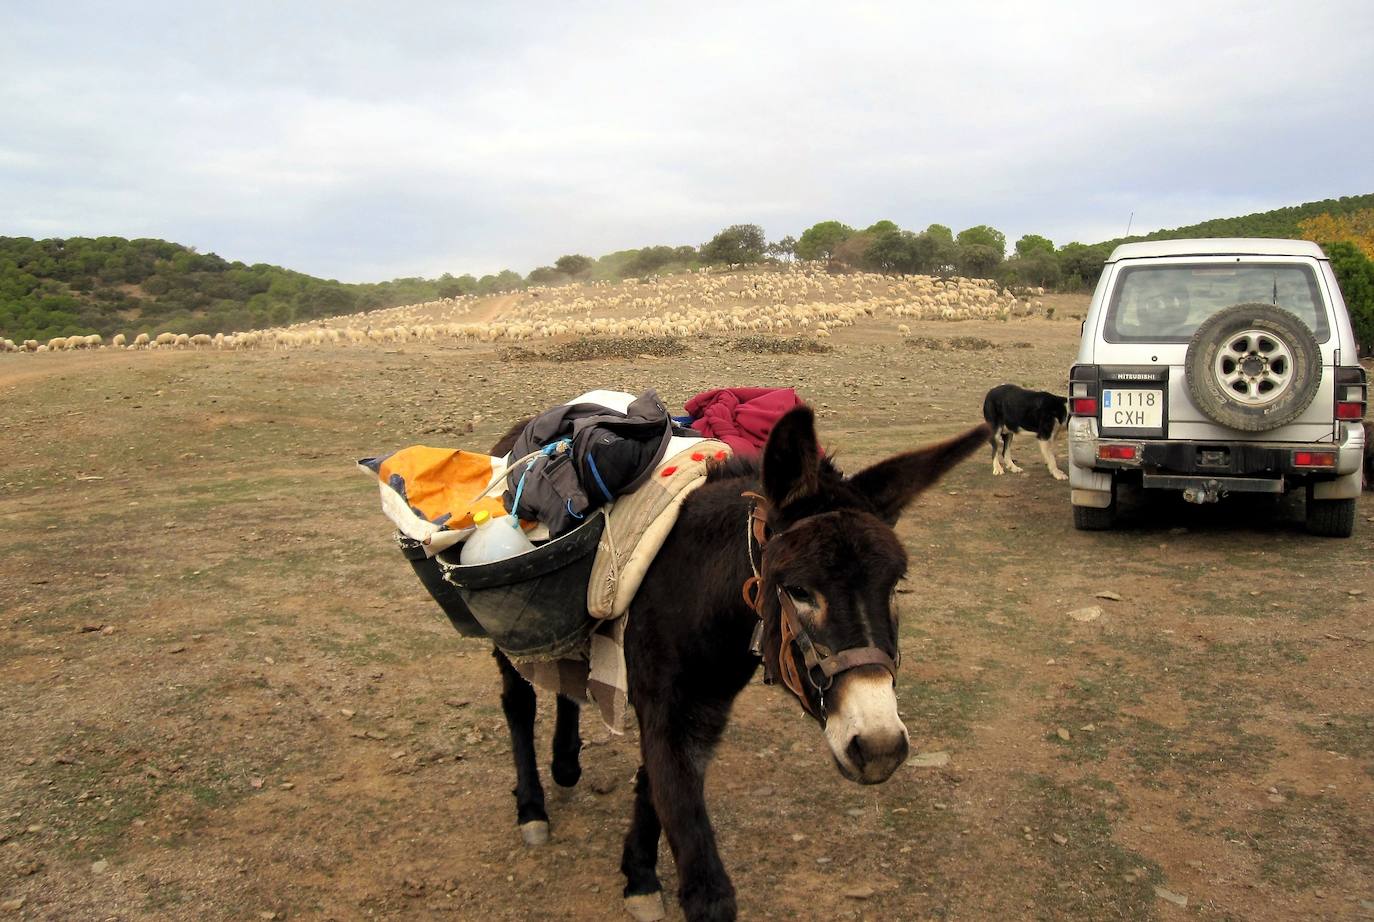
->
[1305,489,1356,538]
[1185,303,1322,431]
[1072,481,1118,531]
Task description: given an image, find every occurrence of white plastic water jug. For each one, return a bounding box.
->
[459,509,536,565]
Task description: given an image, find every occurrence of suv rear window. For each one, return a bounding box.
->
[1103,262,1329,343]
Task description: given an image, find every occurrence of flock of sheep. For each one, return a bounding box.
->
[1,265,1048,356]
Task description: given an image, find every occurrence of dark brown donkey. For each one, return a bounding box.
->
[485,407,987,922]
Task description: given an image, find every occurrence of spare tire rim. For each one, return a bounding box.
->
[1213,329,1294,406]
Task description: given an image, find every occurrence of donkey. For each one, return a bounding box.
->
[485,406,988,922]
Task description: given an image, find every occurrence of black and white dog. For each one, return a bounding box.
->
[982,384,1068,481]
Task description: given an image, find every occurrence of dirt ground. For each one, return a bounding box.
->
[2,298,1372,921]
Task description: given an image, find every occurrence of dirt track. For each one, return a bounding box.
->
[1,304,1371,921]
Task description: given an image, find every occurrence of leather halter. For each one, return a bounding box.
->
[741,492,900,720]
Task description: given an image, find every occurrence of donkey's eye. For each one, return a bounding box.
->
[784,585,813,604]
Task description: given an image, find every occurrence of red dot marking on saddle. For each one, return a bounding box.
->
[661,466,678,477]
[691,452,705,462]
[715,451,727,460]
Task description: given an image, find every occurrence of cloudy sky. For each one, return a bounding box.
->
[3,1,1371,282]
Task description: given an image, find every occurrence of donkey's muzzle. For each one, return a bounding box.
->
[824,666,909,784]
[840,725,910,784]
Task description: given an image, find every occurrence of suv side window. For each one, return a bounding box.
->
[1103,263,1329,344]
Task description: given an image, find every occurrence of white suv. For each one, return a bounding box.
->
[1067,238,1367,537]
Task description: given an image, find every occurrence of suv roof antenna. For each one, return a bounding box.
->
[1125,211,1134,237]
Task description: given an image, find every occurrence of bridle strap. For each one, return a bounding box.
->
[741,491,899,720]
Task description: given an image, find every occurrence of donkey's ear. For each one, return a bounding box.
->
[849,423,990,524]
[761,405,822,509]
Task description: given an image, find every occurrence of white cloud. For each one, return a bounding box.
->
[2,0,1371,280]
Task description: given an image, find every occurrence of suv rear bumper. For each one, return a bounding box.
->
[1067,417,1365,504]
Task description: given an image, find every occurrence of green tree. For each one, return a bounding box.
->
[865,219,900,236]
[865,230,924,273]
[791,222,851,265]
[1325,241,1374,354]
[1014,234,1055,258]
[1056,242,1112,290]
[795,221,854,262]
[956,225,1007,260]
[700,224,767,265]
[554,254,593,277]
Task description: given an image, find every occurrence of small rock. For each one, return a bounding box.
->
[591,777,619,795]
[1069,606,1102,623]
[1154,886,1187,907]
[843,885,875,899]
[1051,833,1068,845]
[1348,589,1365,597]
[908,750,950,768]
[79,624,104,633]
[1267,793,1285,803]
[1057,728,1071,742]
[339,709,355,718]
[91,859,109,874]
[1079,724,1097,732]
[2,897,26,912]
[845,808,865,817]
[250,778,264,789]
[280,782,295,790]
[100,626,115,635]
[1093,591,1123,601]
[167,644,187,654]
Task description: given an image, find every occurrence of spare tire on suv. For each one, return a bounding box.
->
[1184,303,1322,432]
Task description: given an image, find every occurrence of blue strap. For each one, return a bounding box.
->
[565,499,584,520]
[512,458,535,516]
[584,452,614,503]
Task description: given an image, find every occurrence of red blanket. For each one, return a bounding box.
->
[684,387,801,457]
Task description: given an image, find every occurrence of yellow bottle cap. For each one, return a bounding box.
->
[472,509,490,526]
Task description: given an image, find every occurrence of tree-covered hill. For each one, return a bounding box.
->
[0,236,490,341]
[1100,193,1374,250]
[6,194,1372,343]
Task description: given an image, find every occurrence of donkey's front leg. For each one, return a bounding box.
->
[638,703,736,922]
[494,649,549,845]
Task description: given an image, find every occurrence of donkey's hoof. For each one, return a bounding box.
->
[519,820,550,846]
[624,892,666,922]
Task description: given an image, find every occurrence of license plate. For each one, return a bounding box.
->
[1101,388,1162,430]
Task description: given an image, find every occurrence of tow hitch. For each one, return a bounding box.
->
[1182,480,1225,504]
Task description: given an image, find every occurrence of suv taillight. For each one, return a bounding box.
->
[1335,366,1367,422]
[1069,364,1099,417]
